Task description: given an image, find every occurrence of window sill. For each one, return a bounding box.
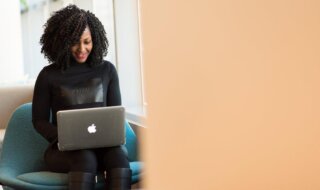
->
[125,106,146,127]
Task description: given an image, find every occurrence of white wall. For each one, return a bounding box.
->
[0,0,24,84]
[73,0,92,11]
[21,5,47,81]
[92,0,116,65]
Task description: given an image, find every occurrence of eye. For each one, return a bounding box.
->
[71,41,80,46]
[84,40,92,45]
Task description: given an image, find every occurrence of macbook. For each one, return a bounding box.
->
[56,106,126,151]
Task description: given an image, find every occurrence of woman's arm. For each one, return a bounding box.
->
[106,63,122,106]
[32,68,57,143]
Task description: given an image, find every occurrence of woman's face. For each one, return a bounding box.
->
[71,27,93,64]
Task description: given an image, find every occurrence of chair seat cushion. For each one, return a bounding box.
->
[130,161,143,176]
[16,162,142,186]
[17,172,68,186]
[17,171,105,186]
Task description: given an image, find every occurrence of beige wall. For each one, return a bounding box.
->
[140,0,320,189]
[0,85,34,129]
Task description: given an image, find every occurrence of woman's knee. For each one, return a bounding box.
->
[70,150,98,173]
[103,146,129,169]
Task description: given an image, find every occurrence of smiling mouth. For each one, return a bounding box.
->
[76,53,88,60]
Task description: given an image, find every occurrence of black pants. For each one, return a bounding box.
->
[44,143,130,174]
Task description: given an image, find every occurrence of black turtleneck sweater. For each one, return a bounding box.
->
[32,60,121,143]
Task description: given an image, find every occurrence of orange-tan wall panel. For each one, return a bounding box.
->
[140,0,320,189]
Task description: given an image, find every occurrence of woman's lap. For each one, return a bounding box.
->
[44,143,129,173]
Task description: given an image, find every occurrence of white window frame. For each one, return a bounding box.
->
[112,0,146,126]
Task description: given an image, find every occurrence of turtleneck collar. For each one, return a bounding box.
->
[69,58,89,67]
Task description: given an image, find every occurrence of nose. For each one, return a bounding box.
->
[78,43,85,52]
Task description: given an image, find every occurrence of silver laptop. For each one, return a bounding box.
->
[56,106,126,151]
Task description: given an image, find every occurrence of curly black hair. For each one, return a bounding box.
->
[40,5,108,70]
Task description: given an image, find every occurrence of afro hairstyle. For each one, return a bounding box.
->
[40,4,108,70]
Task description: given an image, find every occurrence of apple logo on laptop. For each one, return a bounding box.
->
[87,124,97,133]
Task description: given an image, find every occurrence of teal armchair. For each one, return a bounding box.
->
[0,103,142,190]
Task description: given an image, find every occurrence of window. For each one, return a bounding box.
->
[113,0,146,125]
[0,0,145,125]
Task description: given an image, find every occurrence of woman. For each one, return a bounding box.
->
[32,5,131,190]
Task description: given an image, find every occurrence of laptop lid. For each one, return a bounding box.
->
[57,106,126,151]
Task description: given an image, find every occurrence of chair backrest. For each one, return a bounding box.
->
[0,103,139,176]
[0,103,48,175]
[124,121,138,161]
